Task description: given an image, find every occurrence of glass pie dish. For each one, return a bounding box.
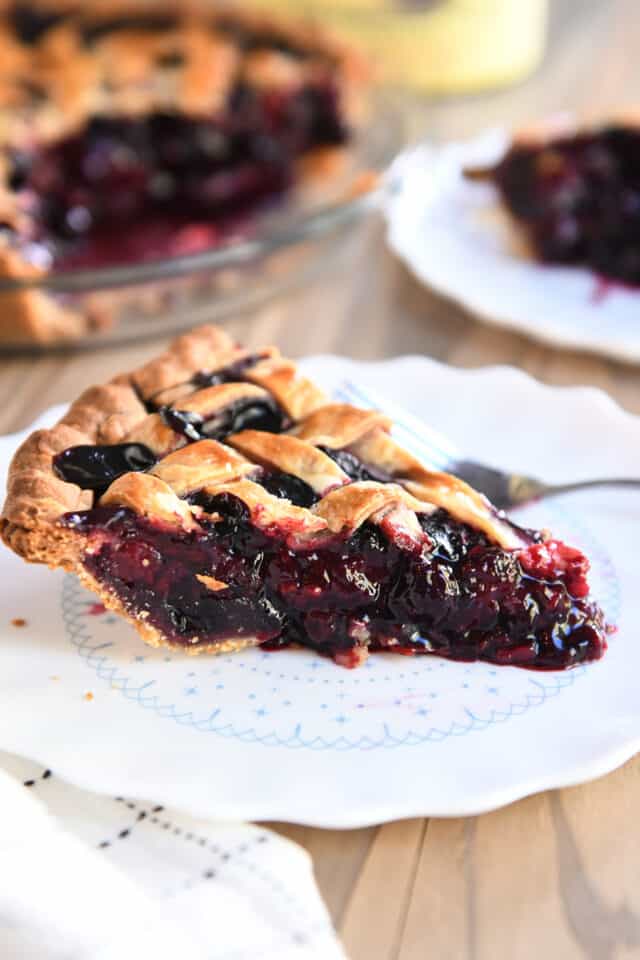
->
[0,91,401,353]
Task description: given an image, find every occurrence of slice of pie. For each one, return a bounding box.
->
[465,118,640,284]
[1,325,608,669]
[0,1,367,343]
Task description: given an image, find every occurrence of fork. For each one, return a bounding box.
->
[337,380,640,510]
[444,460,640,510]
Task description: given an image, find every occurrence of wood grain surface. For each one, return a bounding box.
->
[1,1,639,957]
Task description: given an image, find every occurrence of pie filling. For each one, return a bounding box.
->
[59,472,607,670]
[48,341,609,670]
[467,125,640,284]
[8,84,347,270]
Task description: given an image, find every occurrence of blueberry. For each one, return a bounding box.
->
[53,443,156,493]
[260,471,318,507]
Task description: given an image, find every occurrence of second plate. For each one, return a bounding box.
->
[386,131,640,365]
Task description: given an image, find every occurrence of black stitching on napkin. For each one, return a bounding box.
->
[96,797,155,851]
[23,768,52,788]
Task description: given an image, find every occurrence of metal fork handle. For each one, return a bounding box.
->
[444,460,640,509]
[512,476,640,505]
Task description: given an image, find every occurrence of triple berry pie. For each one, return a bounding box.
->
[1,325,609,669]
[466,120,640,284]
[0,1,366,343]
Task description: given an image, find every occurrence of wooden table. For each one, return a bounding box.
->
[2,1,639,957]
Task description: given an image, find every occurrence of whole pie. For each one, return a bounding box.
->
[1,324,608,668]
[466,118,640,284]
[0,1,366,343]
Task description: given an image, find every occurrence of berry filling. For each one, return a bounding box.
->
[158,396,289,443]
[467,125,640,284]
[53,396,289,493]
[63,496,608,669]
[259,470,318,508]
[7,85,348,270]
[53,443,157,496]
[319,446,393,483]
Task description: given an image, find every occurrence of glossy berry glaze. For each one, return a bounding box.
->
[60,481,607,670]
[8,86,347,270]
[52,351,608,669]
[53,393,288,496]
[471,126,640,284]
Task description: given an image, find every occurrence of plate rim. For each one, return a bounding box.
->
[0,355,638,826]
[386,136,640,366]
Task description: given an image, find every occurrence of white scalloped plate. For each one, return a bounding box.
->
[386,131,640,364]
[0,356,638,826]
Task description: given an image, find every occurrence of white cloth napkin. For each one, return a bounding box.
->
[0,753,346,960]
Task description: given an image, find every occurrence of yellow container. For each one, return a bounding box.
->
[251,0,549,94]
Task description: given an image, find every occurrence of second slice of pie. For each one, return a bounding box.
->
[1,325,608,668]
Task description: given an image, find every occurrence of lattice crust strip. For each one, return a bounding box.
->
[0,3,362,142]
[98,402,525,552]
[1,324,527,570]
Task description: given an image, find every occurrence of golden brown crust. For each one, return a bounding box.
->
[245,355,328,420]
[347,425,523,549]
[1,323,529,658]
[2,322,528,556]
[228,430,348,495]
[292,404,391,448]
[0,322,331,558]
[0,244,89,344]
[130,326,237,400]
[1,377,147,538]
[150,439,255,494]
[0,2,365,140]
[309,481,432,537]
[100,472,200,530]
[1,324,219,553]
